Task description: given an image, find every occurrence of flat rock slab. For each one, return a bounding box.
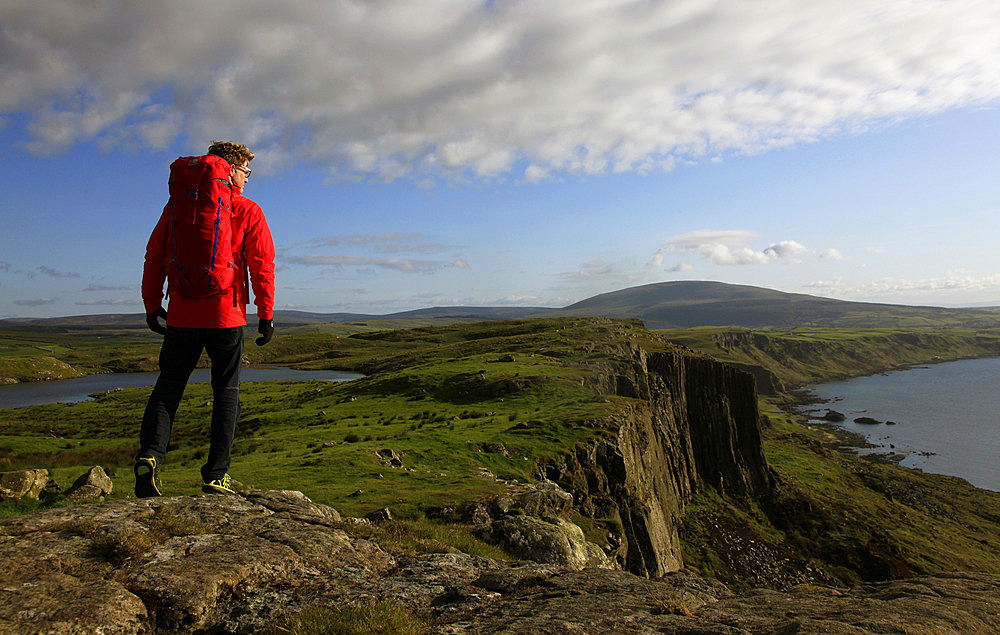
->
[436,568,1000,634]
[1,492,999,633]
[0,490,392,633]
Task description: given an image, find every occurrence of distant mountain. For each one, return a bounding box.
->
[556,281,1000,329]
[3,281,998,330]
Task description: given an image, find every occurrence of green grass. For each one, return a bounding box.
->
[658,326,1000,387]
[0,318,633,520]
[679,400,1000,589]
[4,318,1000,591]
[276,601,428,635]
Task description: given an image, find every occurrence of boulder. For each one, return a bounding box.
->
[854,416,881,425]
[63,466,113,501]
[481,515,613,570]
[0,469,50,501]
[376,448,404,467]
[821,410,846,422]
[366,507,393,523]
[517,480,575,520]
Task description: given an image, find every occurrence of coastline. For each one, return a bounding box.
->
[787,356,1000,491]
[789,387,906,465]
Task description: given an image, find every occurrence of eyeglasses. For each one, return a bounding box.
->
[234,165,252,178]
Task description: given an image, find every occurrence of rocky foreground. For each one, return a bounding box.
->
[2,490,998,634]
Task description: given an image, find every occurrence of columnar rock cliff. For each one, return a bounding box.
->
[542,345,772,578]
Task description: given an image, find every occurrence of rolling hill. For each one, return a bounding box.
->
[3,281,999,330]
[556,281,1000,329]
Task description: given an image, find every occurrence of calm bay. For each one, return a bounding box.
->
[0,367,362,409]
[800,356,1000,492]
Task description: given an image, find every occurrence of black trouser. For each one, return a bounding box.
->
[139,326,243,482]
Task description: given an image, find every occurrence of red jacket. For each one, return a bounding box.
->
[142,188,275,328]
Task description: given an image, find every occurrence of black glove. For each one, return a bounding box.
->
[256,318,274,346]
[145,307,168,335]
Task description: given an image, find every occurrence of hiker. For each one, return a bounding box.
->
[135,140,275,497]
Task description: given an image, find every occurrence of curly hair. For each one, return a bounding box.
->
[206,141,255,167]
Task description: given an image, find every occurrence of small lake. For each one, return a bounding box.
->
[799,356,1000,492]
[0,367,363,409]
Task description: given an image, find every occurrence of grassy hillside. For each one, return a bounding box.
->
[0,318,496,383]
[2,318,1000,591]
[560,281,1000,329]
[0,319,658,518]
[658,326,1000,388]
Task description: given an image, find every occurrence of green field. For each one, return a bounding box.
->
[3,317,1000,589]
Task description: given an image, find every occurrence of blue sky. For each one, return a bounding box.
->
[2,1,1000,318]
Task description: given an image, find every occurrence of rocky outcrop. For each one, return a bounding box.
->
[544,346,772,578]
[64,465,113,501]
[482,515,611,570]
[456,480,614,570]
[0,490,389,632]
[0,469,51,501]
[1,466,114,504]
[2,491,998,634]
[438,568,1000,633]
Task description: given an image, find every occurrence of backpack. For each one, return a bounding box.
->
[163,155,237,299]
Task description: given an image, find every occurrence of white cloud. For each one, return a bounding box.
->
[306,233,420,247]
[30,266,79,278]
[820,248,844,260]
[302,233,462,255]
[559,260,645,284]
[763,241,808,259]
[75,299,140,306]
[805,271,1000,300]
[284,254,465,274]
[82,284,132,292]
[3,1,999,180]
[659,230,808,267]
[14,298,56,306]
[670,262,694,272]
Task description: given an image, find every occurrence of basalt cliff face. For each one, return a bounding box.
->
[540,345,772,578]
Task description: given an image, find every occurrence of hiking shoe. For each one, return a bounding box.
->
[134,457,162,498]
[202,473,236,495]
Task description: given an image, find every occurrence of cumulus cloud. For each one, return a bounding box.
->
[3,1,999,180]
[657,230,808,267]
[820,249,844,260]
[14,298,56,306]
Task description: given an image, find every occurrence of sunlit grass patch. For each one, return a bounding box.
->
[276,600,428,635]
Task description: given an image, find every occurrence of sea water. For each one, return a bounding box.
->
[800,357,1000,492]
